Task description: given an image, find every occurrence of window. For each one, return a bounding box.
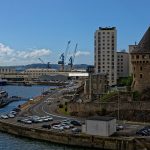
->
[140,66,142,71]
[140,74,142,78]
[136,55,139,59]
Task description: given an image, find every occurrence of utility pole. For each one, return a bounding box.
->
[117,91,120,120]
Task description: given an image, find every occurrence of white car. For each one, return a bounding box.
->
[1,114,8,119]
[52,125,64,131]
[8,114,15,118]
[47,117,53,121]
[10,111,17,115]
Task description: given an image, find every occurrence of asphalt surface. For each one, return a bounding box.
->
[19,83,81,122]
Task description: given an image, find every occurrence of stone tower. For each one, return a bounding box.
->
[131,26,150,92]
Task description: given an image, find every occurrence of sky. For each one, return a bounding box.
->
[0,0,150,66]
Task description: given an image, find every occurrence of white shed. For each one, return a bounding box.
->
[84,116,116,137]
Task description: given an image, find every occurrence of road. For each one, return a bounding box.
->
[19,83,81,121]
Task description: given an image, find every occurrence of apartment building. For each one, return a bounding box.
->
[94,27,117,86]
[117,51,129,78]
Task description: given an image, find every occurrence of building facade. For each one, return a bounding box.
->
[82,116,116,137]
[129,45,138,76]
[84,73,108,100]
[94,27,117,86]
[117,51,129,78]
[0,67,16,74]
[131,27,150,92]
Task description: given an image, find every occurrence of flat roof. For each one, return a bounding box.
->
[99,27,116,30]
[87,116,116,121]
[69,72,89,77]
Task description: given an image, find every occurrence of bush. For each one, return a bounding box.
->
[59,104,63,108]
[101,108,107,115]
[133,91,141,101]
[118,76,133,86]
[65,108,67,112]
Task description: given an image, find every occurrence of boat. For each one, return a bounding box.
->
[0,96,22,108]
[0,90,22,108]
[0,90,8,99]
[0,79,7,86]
[23,82,32,86]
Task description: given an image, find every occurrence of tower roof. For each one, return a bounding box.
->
[132,26,150,53]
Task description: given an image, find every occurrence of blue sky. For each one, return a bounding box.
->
[0,0,150,66]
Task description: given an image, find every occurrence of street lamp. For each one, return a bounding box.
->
[117,91,120,120]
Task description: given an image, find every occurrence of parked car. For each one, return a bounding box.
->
[136,126,150,136]
[42,124,51,129]
[1,114,8,119]
[70,120,81,126]
[52,125,64,131]
[116,125,124,131]
[71,128,81,133]
[51,121,61,126]
[10,111,17,115]
[8,114,15,118]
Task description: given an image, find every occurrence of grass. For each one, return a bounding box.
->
[58,106,70,115]
[100,91,118,102]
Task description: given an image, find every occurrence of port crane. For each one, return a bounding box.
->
[58,41,71,71]
[68,43,78,71]
[38,58,51,69]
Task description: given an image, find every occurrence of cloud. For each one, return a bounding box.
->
[75,51,90,57]
[0,43,52,65]
[0,43,13,55]
[16,49,51,59]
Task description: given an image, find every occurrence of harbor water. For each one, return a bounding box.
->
[0,85,91,150]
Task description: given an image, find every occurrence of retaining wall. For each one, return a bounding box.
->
[0,120,137,150]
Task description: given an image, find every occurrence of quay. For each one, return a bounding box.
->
[0,96,24,108]
[0,120,140,150]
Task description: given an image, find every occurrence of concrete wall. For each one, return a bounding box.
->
[86,120,108,136]
[0,120,137,150]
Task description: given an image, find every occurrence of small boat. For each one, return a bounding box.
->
[24,82,32,86]
[0,90,8,99]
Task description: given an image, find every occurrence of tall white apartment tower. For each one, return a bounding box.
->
[94,27,117,86]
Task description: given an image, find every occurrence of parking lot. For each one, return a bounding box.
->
[0,110,82,134]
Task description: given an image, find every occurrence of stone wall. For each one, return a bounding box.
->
[68,101,150,117]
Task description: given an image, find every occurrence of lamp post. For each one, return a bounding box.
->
[117,91,120,120]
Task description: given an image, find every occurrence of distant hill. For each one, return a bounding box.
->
[1,64,90,71]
